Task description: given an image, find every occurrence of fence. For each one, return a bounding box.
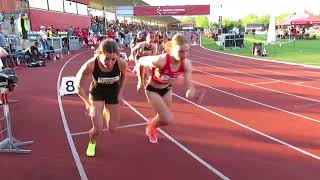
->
[69,36,81,51]
[0,87,33,153]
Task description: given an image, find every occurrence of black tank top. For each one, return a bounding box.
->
[89,58,120,93]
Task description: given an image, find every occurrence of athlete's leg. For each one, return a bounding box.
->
[86,100,104,156]
[104,103,120,133]
[88,101,105,143]
[145,89,172,143]
[147,89,172,128]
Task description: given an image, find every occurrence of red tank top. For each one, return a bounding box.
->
[151,53,184,84]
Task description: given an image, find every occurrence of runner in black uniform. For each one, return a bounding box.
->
[76,39,128,157]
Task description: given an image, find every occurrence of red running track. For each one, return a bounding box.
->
[1,46,320,180]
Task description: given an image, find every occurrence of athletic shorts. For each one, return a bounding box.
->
[90,88,119,104]
[146,84,171,97]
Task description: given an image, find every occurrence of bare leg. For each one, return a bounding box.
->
[88,101,104,143]
[145,89,173,143]
[104,103,120,133]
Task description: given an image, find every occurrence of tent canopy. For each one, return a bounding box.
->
[278,11,320,26]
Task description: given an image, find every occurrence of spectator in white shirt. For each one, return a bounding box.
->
[39,26,49,50]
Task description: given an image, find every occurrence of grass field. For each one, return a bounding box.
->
[201,34,320,66]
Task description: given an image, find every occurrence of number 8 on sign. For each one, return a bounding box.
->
[60,76,77,96]
[66,80,75,92]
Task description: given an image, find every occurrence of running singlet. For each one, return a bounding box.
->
[151,53,184,84]
[89,58,120,94]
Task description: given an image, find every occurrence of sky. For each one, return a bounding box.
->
[143,0,320,22]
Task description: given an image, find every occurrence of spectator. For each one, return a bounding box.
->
[18,13,29,50]
[10,15,15,35]
[39,26,49,50]
[24,41,40,64]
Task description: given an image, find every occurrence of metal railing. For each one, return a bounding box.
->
[0,87,33,153]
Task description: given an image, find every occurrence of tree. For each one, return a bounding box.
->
[276,13,290,23]
[194,16,209,28]
[241,14,270,25]
[179,16,195,25]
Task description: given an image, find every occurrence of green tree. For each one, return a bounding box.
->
[241,14,269,25]
[179,16,195,25]
[222,18,236,30]
[276,13,290,24]
[194,16,209,28]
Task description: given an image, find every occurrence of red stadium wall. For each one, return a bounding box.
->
[29,9,90,31]
[73,0,89,4]
[0,0,15,12]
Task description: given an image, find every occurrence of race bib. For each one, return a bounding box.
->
[97,76,120,84]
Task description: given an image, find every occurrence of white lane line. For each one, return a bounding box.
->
[123,100,230,180]
[198,39,320,73]
[293,80,320,85]
[57,50,91,180]
[191,61,320,105]
[191,70,320,124]
[70,122,147,136]
[173,93,320,161]
[249,80,282,85]
[191,54,320,90]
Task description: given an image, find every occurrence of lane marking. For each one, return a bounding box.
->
[199,38,320,71]
[293,80,320,85]
[70,122,147,136]
[123,100,230,180]
[190,71,320,124]
[192,60,320,105]
[249,80,282,85]
[57,50,91,180]
[191,53,320,91]
[172,93,320,161]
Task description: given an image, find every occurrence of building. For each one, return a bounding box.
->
[0,0,90,31]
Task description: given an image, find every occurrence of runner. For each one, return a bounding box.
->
[130,33,157,90]
[75,39,128,156]
[135,33,199,143]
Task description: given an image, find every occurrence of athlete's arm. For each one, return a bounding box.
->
[136,54,164,69]
[117,58,128,102]
[129,42,144,60]
[75,58,94,109]
[184,59,196,98]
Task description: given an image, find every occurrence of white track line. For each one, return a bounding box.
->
[57,50,91,180]
[193,47,319,81]
[191,53,320,91]
[197,44,320,76]
[192,66,320,107]
[249,80,282,85]
[199,37,320,71]
[173,93,320,161]
[293,80,320,85]
[193,73,320,122]
[123,100,230,180]
[70,122,147,136]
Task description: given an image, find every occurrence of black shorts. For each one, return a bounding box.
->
[90,88,119,104]
[146,84,171,97]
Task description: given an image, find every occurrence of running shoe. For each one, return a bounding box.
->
[145,123,159,144]
[86,142,96,157]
